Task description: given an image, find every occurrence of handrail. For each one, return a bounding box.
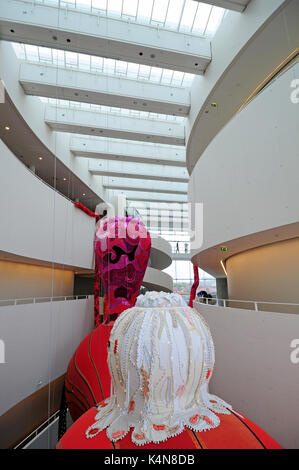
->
[0,294,93,307]
[194,297,299,312]
[15,410,60,449]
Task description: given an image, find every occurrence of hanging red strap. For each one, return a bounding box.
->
[74,201,100,222]
[189,264,199,308]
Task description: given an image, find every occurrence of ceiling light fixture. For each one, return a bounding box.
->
[4,126,11,131]
[38,156,43,160]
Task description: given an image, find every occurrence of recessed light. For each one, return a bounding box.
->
[38,156,43,160]
[4,125,10,131]
[82,193,86,196]
[63,177,67,181]
[195,63,199,67]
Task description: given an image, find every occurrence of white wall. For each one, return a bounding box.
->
[186,0,295,171]
[189,62,299,267]
[0,138,95,269]
[0,297,94,415]
[196,303,299,449]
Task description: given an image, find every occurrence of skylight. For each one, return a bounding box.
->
[35,0,226,38]
[13,43,195,88]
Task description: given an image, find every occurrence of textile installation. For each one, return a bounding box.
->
[63,213,151,424]
[58,292,281,449]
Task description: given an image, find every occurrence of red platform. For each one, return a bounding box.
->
[57,405,282,449]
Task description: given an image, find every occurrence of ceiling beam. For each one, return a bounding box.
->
[70,136,186,167]
[89,160,188,183]
[126,192,188,203]
[45,105,185,146]
[103,178,187,195]
[193,0,250,12]
[19,62,190,116]
[1,0,211,74]
[137,208,188,216]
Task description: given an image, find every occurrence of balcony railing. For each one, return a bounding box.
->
[194,297,299,314]
[0,294,92,307]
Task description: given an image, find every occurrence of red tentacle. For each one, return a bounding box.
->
[189,264,199,308]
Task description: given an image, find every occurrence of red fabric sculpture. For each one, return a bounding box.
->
[59,290,282,450]
[74,201,100,222]
[64,213,151,422]
[94,216,151,325]
[57,405,282,449]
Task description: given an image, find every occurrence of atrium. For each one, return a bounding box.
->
[0,0,298,452]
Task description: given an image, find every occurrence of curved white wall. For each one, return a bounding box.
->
[186,0,298,172]
[143,267,173,293]
[0,138,95,269]
[0,297,94,416]
[226,238,299,304]
[189,62,299,276]
[197,303,299,449]
[0,40,106,201]
[150,235,172,270]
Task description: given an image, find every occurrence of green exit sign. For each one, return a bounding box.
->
[220,246,228,252]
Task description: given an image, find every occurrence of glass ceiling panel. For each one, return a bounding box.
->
[13,43,195,88]
[36,0,226,38]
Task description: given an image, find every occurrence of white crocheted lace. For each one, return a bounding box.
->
[86,292,231,445]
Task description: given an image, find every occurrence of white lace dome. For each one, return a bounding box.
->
[136,291,187,308]
[86,291,231,445]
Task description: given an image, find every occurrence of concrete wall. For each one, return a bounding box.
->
[227,237,299,304]
[0,138,95,269]
[196,303,299,449]
[0,297,94,416]
[0,260,74,300]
